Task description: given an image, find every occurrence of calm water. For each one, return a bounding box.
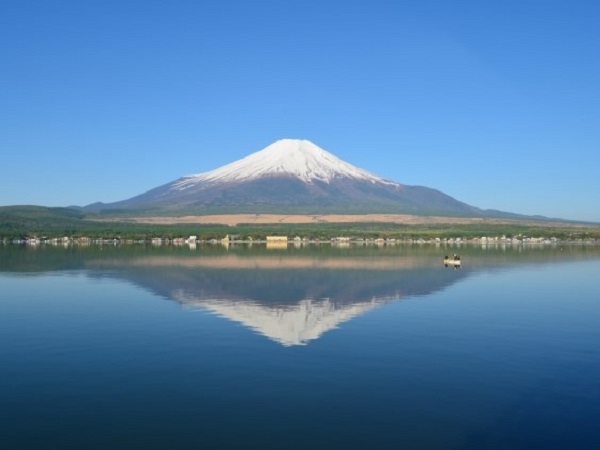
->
[1,245,600,449]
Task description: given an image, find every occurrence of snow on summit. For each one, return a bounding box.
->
[173,139,389,190]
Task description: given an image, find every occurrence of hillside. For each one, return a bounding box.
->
[83,139,503,217]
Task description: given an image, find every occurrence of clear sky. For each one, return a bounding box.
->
[1,0,599,222]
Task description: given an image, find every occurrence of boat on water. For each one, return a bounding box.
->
[443,255,461,267]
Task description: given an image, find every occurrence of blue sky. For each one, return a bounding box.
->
[1,0,599,222]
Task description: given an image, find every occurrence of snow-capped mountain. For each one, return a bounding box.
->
[85,138,487,216]
[173,139,392,187]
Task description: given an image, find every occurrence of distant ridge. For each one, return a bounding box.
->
[83,139,534,218]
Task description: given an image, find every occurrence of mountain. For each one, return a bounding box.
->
[84,139,497,216]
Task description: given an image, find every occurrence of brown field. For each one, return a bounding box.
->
[97,214,582,228]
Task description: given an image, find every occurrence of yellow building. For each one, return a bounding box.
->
[266,236,288,249]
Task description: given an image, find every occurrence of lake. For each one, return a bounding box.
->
[1,244,600,449]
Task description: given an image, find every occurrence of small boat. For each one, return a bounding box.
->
[443,255,461,267]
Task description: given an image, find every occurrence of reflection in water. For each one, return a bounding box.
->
[177,295,381,346]
[89,254,466,345]
[3,245,600,449]
[3,245,599,346]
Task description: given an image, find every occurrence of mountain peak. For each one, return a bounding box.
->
[84,139,490,217]
[173,139,388,189]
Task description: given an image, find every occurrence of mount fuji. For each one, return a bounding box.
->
[85,139,501,216]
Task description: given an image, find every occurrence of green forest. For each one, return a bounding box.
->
[1,205,599,242]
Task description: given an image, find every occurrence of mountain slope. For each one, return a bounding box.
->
[84,139,494,216]
[176,139,388,186]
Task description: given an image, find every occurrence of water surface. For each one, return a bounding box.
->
[1,245,599,449]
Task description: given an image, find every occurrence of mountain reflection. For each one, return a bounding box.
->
[5,246,595,346]
[88,254,464,345]
[179,296,381,346]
